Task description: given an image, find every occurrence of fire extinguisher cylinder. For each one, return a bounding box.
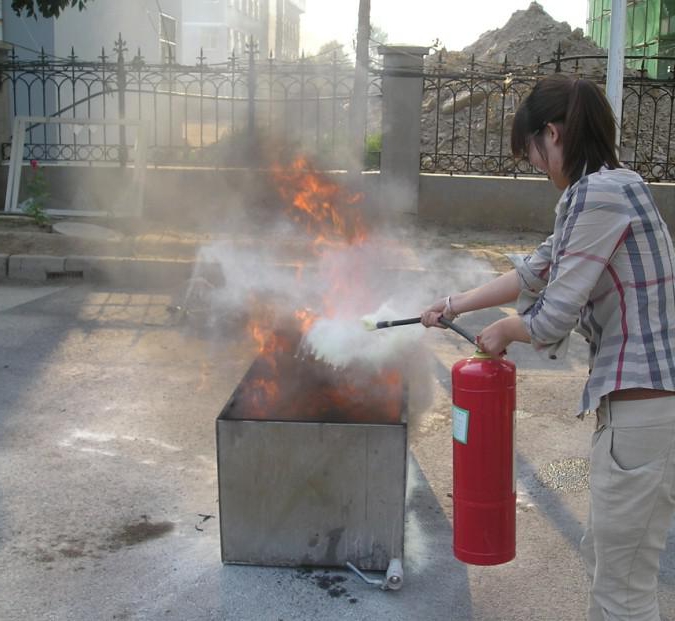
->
[451,351,516,566]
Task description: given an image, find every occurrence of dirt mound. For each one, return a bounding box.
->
[420,2,664,173]
[427,2,606,75]
[464,2,604,72]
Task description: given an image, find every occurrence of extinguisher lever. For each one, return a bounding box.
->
[438,317,476,346]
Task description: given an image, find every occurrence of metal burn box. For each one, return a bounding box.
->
[216,331,407,570]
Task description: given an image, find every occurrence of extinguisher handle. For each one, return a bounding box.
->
[437,316,476,346]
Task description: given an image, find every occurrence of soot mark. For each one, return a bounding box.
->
[295,568,358,602]
[325,527,344,564]
[106,515,175,551]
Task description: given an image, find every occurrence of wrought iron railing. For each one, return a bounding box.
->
[0,35,381,170]
[1,37,674,182]
[420,47,675,181]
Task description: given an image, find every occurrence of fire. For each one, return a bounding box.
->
[248,378,279,412]
[230,341,405,424]
[233,157,404,425]
[249,321,268,353]
[273,157,368,248]
[294,308,318,334]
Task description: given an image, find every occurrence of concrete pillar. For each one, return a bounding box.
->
[377,45,429,214]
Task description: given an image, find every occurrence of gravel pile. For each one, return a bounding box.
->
[426,2,607,76]
[535,457,590,493]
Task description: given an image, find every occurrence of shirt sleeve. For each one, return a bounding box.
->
[521,181,631,353]
[507,234,553,294]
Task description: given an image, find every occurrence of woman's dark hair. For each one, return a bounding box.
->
[511,74,621,185]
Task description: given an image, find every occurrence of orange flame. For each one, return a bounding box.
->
[273,157,368,248]
[294,308,318,334]
[235,158,403,424]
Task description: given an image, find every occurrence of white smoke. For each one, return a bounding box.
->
[300,301,424,369]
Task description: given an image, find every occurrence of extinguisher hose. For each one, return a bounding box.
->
[363,314,478,348]
[438,316,477,346]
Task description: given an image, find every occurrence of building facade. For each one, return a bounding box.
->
[181,0,305,65]
[587,0,675,77]
[0,0,182,62]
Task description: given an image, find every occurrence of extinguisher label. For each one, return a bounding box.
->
[452,405,470,444]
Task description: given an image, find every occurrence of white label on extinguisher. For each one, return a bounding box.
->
[452,405,470,444]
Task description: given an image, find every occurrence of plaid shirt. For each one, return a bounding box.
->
[514,167,675,416]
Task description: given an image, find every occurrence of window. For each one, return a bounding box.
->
[200,27,220,51]
[160,14,177,42]
[159,13,177,63]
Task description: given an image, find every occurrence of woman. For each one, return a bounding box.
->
[421,74,675,621]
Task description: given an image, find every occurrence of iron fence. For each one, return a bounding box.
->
[420,48,675,181]
[0,34,381,170]
[1,37,675,182]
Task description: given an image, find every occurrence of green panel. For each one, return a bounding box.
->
[588,0,598,19]
[663,0,675,35]
[640,41,658,77]
[658,39,675,77]
[633,2,647,46]
[645,0,660,42]
[626,4,636,45]
[601,14,611,47]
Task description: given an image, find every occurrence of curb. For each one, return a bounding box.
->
[0,254,503,286]
[2,254,196,287]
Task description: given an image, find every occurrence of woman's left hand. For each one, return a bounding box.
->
[477,316,522,357]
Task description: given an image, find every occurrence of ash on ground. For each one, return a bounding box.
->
[295,568,358,603]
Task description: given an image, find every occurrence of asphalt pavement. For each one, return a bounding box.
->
[2,280,675,621]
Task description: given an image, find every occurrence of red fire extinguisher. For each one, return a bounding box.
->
[451,350,516,565]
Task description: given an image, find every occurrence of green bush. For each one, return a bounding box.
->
[364,133,381,169]
[23,160,50,226]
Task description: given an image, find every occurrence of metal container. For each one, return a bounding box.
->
[216,341,407,570]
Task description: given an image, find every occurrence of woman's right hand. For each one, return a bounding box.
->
[421,296,459,328]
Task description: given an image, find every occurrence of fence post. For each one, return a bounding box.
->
[114,34,128,167]
[377,45,429,214]
[246,36,259,164]
[0,42,13,147]
[247,36,257,135]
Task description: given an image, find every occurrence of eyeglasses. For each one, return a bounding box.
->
[524,121,549,161]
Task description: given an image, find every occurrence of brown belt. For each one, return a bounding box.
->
[609,388,675,401]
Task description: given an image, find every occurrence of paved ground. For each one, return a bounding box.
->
[2,224,675,620]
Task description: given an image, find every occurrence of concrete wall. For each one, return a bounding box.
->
[2,166,675,234]
[418,173,675,234]
[419,174,561,233]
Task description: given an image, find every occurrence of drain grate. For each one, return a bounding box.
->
[535,457,590,492]
[46,270,84,281]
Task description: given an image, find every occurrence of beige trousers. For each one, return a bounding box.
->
[580,396,675,621]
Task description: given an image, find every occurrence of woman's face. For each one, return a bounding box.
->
[527,123,568,190]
